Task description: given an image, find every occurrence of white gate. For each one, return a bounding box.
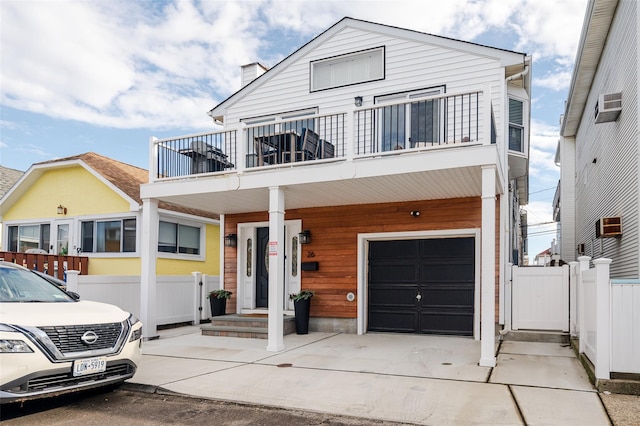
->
[511,265,569,331]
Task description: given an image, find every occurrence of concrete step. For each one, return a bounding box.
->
[201,314,296,338]
[501,330,569,343]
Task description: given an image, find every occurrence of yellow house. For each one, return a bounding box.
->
[0,152,220,277]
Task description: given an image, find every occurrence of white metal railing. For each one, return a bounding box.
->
[150,87,495,181]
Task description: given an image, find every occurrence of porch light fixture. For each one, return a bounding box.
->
[354,96,363,107]
[410,211,421,217]
[57,204,67,215]
[299,230,311,244]
[224,233,237,247]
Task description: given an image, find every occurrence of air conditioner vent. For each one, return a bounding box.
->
[595,92,622,123]
[596,217,622,238]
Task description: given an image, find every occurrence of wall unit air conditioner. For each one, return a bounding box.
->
[595,217,622,238]
[577,243,585,255]
[594,92,622,123]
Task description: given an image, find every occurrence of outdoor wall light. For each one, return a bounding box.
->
[410,210,421,217]
[224,233,237,247]
[57,204,67,215]
[354,96,363,107]
[299,230,311,244]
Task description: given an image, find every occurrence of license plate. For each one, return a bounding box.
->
[73,357,107,377]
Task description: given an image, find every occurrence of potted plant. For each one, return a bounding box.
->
[290,290,314,334]
[208,289,232,317]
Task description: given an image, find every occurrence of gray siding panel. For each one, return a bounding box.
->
[575,0,639,278]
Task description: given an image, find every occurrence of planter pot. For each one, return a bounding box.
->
[210,297,227,317]
[293,298,311,334]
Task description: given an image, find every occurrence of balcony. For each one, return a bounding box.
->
[152,89,494,181]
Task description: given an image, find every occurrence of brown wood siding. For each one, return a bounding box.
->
[224,196,501,319]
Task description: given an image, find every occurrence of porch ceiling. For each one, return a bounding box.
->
[150,166,484,215]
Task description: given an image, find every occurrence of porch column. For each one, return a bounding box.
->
[479,166,496,367]
[140,198,159,340]
[266,186,285,352]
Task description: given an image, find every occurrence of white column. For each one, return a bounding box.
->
[140,198,159,340]
[577,256,591,353]
[266,187,285,352]
[594,258,612,380]
[479,165,496,367]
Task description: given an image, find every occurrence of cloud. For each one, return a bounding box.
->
[529,120,560,185]
[534,71,573,91]
[0,0,588,131]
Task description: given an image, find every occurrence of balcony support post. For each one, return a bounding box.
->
[479,165,496,367]
[266,186,285,352]
[140,198,159,340]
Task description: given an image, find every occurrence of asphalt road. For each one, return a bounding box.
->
[0,387,410,425]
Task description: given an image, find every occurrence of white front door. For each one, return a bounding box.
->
[237,220,301,313]
[52,220,73,255]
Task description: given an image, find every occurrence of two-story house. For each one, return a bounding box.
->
[556,0,638,279]
[141,17,531,366]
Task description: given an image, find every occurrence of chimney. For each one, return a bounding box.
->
[241,63,268,88]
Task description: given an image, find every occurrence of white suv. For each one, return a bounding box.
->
[0,262,142,404]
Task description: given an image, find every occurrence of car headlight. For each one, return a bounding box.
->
[127,314,142,342]
[0,339,34,353]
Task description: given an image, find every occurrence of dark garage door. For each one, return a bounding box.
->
[367,237,475,336]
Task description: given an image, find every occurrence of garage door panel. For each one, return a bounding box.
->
[420,311,474,336]
[422,286,474,307]
[421,263,475,282]
[420,238,474,257]
[368,310,416,332]
[369,285,417,307]
[369,240,419,259]
[369,262,417,282]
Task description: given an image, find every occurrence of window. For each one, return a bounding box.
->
[158,221,200,255]
[311,47,384,91]
[7,224,50,252]
[81,219,136,253]
[509,98,524,152]
[376,87,444,151]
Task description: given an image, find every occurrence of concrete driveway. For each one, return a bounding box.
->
[129,326,609,425]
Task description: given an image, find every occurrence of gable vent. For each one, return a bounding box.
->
[595,92,622,123]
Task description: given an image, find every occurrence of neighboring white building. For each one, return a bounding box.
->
[557,0,639,278]
[141,17,531,366]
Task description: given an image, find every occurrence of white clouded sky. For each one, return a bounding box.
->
[0,0,589,258]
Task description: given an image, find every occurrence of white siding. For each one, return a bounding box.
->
[560,136,576,262]
[225,26,512,150]
[574,0,639,278]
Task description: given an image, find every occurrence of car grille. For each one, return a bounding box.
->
[38,323,124,354]
[2,362,136,397]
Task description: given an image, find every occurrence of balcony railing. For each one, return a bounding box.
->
[153,88,492,180]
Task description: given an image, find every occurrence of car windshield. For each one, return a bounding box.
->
[0,266,75,303]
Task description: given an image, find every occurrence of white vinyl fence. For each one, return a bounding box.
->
[573,257,640,379]
[510,265,569,331]
[610,279,640,374]
[66,271,220,327]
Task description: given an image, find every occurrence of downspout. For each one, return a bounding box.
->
[506,65,530,82]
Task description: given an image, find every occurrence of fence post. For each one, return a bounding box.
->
[568,261,579,337]
[593,258,612,380]
[505,263,513,332]
[192,272,202,324]
[577,256,591,353]
[66,270,80,294]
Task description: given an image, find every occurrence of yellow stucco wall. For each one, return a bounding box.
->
[5,165,220,276]
[3,167,130,220]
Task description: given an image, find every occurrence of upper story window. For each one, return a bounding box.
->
[81,218,136,253]
[158,221,201,255]
[7,224,50,252]
[311,47,384,92]
[509,98,524,152]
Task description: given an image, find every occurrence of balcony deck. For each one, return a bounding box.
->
[152,89,492,181]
